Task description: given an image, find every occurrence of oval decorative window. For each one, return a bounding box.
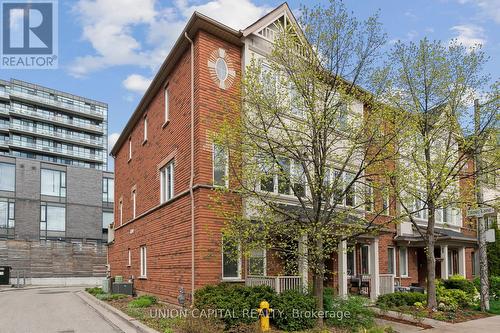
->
[208,48,236,90]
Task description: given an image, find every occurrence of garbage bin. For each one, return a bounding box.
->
[0,266,11,285]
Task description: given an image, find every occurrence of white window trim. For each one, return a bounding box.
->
[383,194,390,215]
[143,116,148,143]
[347,248,357,276]
[127,249,131,267]
[247,249,267,276]
[160,161,174,203]
[164,87,169,125]
[387,247,396,275]
[128,138,132,161]
[139,246,147,278]
[361,244,370,275]
[399,247,409,278]
[222,242,242,280]
[119,199,123,226]
[213,143,229,188]
[132,189,136,219]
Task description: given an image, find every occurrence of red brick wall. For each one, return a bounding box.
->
[109,29,242,302]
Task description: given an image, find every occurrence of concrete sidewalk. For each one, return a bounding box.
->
[425,315,500,333]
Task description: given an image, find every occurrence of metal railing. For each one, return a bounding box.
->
[246,276,302,294]
[10,90,104,118]
[9,139,104,161]
[10,123,103,146]
[9,105,103,132]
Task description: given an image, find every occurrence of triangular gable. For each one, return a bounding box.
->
[242,2,303,42]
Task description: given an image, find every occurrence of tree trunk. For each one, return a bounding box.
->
[312,238,324,327]
[426,202,437,309]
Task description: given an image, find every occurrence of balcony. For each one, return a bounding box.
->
[0,90,9,101]
[0,122,8,131]
[9,105,103,134]
[0,105,8,116]
[9,90,104,120]
[9,123,103,147]
[245,276,302,294]
[9,139,104,162]
[0,137,9,147]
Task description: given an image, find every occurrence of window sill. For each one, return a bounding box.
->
[162,120,170,128]
[222,278,244,282]
[142,139,147,146]
[138,276,147,280]
[126,265,131,268]
[128,158,132,163]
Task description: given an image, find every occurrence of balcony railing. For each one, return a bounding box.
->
[246,276,302,294]
[0,137,9,146]
[0,106,8,115]
[10,90,104,118]
[10,139,104,161]
[0,90,9,100]
[10,105,103,133]
[0,123,8,130]
[10,123,103,147]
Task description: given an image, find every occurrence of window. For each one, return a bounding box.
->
[41,169,66,197]
[143,116,148,142]
[160,161,174,203]
[0,163,15,191]
[448,249,458,275]
[119,199,123,226]
[132,189,136,219]
[471,251,476,276]
[248,249,266,276]
[140,246,147,278]
[222,238,241,279]
[347,249,356,276]
[361,245,370,274]
[277,157,291,194]
[399,247,408,277]
[128,138,132,160]
[102,211,113,229]
[259,158,274,192]
[164,87,169,123]
[213,144,228,187]
[40,203,65,239]
[383,193,390,215]
[365,182,374,212]
[0,199,15,235]
[345,172,356,207]
[258,156,304,197]
[128,249,131,267]
[291,160,306,197]
[102,178,114,203]
[387,247,395,275]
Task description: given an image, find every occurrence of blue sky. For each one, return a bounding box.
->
[1,0,499,168]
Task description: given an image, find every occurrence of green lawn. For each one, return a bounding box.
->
[489,300,500,315]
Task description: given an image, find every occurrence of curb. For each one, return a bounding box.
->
[76,291,159,333]
[371,307,450,329]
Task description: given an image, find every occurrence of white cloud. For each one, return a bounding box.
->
[70,0,272,77]
[108,132,121,152]
[450,24,487,48]
[123,74,152,94]
[457,0,500,23]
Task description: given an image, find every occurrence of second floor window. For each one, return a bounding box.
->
[259,157,306,197]
[41,169,66,197]
[128,138,132,160]
[160,161,174,203]
[40,202,65,239]
[0,163,15,192]
[102,211,113,229]
[102,178,114,203]
[132,189,136,219]
[213,144,228,187]
[143,116,148,142]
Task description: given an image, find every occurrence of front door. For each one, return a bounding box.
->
[417,248,427,287]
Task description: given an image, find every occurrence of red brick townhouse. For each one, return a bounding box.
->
[108,3,479,304]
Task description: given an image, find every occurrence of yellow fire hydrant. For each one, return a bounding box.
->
[258,300,272,332]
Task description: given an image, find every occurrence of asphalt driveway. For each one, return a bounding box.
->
[0,286,122,333]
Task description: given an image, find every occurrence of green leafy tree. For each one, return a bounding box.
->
[377,39,496,309]
[212,1,401,325]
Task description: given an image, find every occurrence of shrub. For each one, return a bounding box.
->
[96,293,128,301]
[271,289,316,332]
[128,295,158,308]
[85,287,104,296]
[442,275,476,296]
[437,278,477,309]
[473,276,500,300]
[194,283,276,329]
[324,294,374,332]
[376,292,426,308]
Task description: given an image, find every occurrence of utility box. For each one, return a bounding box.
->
[0,266,11,285]
[102,278,112,293]
[112,282,133,295]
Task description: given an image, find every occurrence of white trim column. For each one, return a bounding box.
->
[458,246,466,278]
[338,240,348,298]
[298,234,308,291]
[370,238,380,301]
[441,245,449,279]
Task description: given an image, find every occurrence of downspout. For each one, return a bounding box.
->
[184,32,195,303]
